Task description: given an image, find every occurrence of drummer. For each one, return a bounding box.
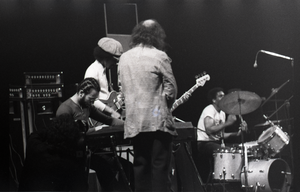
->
[195,87,247,182]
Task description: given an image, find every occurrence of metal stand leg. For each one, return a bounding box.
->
[184,142,207,192]
[110,135,133,192]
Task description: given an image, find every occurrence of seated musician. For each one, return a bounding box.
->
[19,114,89,191]
[195,87,246,182]
[56,78,133,191]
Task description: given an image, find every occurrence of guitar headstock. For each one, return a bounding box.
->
[195,72,210,87]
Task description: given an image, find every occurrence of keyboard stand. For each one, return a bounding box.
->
[110,135,133,192]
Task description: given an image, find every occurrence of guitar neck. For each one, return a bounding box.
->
[171,84,199,112]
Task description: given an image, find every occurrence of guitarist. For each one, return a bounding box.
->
[84,37,123,123]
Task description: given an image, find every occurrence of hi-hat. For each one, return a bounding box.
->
[219,91,262,115]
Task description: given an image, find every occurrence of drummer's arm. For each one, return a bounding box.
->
[204,115,236,135]
[224,132,240,139]
[223,120,248,138]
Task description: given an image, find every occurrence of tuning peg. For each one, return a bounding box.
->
[195,71,208,79]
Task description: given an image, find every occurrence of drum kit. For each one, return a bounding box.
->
[212,90,292,192]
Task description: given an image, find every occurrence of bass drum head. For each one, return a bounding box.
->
[241,158,292,192]
[268,159,286,189]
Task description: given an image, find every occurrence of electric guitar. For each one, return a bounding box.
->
[100,91,124,112]
[171,73,210,112]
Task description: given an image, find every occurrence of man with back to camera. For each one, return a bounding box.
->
[118,19,178,192]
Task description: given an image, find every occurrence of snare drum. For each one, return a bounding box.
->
[239,141,263,159]
[241,158,292,192]
[258,125,289,156]
[213,151,242,181]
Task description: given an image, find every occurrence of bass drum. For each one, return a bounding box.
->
[241,159,292,192]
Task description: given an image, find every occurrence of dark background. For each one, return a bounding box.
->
[4,0,300,191]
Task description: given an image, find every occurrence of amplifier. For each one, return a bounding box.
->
[9,85,25,100]
[174,122,197,143]
[24,72,63,85]
[25,84,64,99]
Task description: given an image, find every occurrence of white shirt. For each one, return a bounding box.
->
[197,104,226,141]
[84,60,109,100]
[84,60,109,111]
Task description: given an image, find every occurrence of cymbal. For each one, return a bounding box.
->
[254,118,294,127]
[219,91,262,115]
[254,121,277,127]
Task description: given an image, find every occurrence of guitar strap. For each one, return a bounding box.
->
[107,68,114,92]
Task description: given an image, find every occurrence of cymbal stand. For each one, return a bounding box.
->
[236,93,250,192]
[239,114,250,192]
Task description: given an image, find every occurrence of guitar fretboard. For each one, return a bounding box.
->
[171,84,200,112]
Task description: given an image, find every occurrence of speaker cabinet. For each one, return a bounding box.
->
[26,98,61,134]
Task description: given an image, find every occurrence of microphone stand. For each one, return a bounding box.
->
[264,95,294,172]
[261,79,290,107]
[267,95,293,120]
[285,100,295,178]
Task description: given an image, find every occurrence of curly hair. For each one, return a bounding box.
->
[129,19,167,51]
[77,77,100,94]
[207,87,224,102]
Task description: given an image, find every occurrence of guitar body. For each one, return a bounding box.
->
[100,91,120,111]
[100,91,125,118]
[90,91,125,127]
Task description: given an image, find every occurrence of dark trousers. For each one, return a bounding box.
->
[196,141,221,182]
[132,131,173,192]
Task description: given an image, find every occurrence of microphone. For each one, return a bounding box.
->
[253,50,261,68]
[253,50,294,68]
[253,61,258,68]
[260,50,293,60]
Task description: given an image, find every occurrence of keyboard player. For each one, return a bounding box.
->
[56,78,133,191]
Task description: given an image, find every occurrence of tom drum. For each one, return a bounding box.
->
[213,151,242,181]
[258,125,289,156]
